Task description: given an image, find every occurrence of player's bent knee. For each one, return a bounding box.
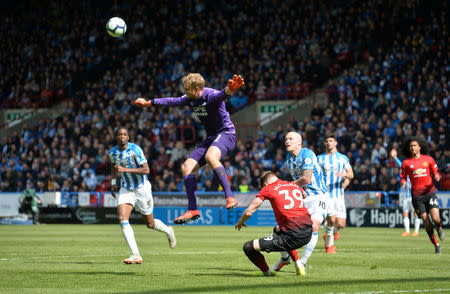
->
[205,155,220,166]
[311,219,321,232]
[146,221,156,229]
[243,241,257,257]
[181,163,190,176]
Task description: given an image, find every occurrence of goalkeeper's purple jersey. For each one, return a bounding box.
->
[152,87,235,136]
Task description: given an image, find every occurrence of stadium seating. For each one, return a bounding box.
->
[0,0,448,195]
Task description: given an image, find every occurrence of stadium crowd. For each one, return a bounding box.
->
[0,0,448,198]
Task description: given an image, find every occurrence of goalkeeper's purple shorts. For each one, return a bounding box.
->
[189,132,236,167]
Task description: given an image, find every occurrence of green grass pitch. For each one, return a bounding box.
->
[1,225,449,294]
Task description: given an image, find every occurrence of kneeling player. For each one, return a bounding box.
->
[235,171,312,276]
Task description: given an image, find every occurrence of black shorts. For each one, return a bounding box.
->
[412,193,439,216]
[258,225,312,253]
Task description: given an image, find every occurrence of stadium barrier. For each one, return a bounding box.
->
[1,191,449,227]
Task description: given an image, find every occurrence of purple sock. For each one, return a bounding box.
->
[213,165,233,198]
[184,175,198,210]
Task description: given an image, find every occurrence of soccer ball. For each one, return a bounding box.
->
[106,17,127,38]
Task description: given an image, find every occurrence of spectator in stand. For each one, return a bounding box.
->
[0,0,448,197]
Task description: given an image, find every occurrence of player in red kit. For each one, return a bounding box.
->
[400,137,444,254]
[235,171,312,276]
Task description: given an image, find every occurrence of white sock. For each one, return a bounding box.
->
[300,232,318,265]
[333,226,340,236]
[121,220,139,256]
[325,226,334,247]
[280,251,289,259]
[294,259,303,269]
[153,219,171,234]
[403,217,410,233]
[414,218,420,233]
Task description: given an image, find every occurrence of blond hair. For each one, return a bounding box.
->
[182,73,205,90]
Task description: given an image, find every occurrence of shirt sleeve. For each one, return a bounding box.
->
[207,88,228,104]
[152,95,189,106]
[400,161,408,182]
[256,187,270,201]
[302,149,315,170]
[135,145,148,165]
[394,157,402,168]
[343,155,351,169]
[429,157,439,177]
[108,152,115,164]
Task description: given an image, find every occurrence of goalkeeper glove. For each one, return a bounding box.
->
[133,98,152,107]
[227,75,245,92]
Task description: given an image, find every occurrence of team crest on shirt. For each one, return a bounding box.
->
[423,162,428,167]
[323,163,338,173]
[192,106,208,117]
[114,157,128,167]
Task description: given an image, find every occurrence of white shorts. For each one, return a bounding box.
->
[401,197,413,213]
[117,181,154,215]
[327,197,347,219]
[304,193,328,223]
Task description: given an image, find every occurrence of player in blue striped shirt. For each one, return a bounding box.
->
[317,134,353,253]
[109,127,176,264]
[390,148,420,237]
[272,132,328,276]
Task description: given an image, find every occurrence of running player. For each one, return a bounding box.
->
[109,127,176,264]
[271,132,327,275]
[235,171,312,276]
[133,73,244,224]
[400,137,444,254]
[317,134,353,253]
[390,148,421,237]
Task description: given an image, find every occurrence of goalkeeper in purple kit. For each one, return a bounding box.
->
[133,73,244,224]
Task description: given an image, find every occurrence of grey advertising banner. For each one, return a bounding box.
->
[347,208,450,228]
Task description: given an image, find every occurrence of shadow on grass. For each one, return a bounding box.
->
[45,271,143,276]
[119,276,450,294]
[26,261,96,265]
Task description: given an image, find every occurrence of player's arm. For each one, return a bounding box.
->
[294,169,313,187]
[390,148,403,168]
[110,158,119,198]
[133,95,188,108]
[208,75,245,104]
[115,162,150,175]
[430,158,440,182]
[342,166,354,189]
[235,197,263,231]
[400,162,408,189]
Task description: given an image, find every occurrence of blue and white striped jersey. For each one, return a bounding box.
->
[395,157,411,200]
[286,148,326,197]
[317,152,351,199]
[109,142,148,189]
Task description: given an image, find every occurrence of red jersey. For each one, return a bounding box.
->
[400,154,439,197]
[257,179,311,231]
